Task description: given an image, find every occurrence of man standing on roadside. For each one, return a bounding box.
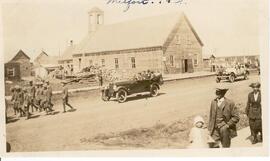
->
[62,81,74,113]
[246,82,262,144]
[208,87,239,148]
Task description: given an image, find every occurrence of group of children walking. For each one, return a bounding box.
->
[10,80,54,119]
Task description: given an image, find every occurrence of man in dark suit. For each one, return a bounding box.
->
[45,80,54,109]
[62,81,74,113]
[246,82,262,144]
[208,88,239,148]
[29,80,39,112]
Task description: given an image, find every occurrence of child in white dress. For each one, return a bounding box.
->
[188,115,212,148]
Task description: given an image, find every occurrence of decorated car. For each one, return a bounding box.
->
[101,73,164,103]
[216,64,249,83]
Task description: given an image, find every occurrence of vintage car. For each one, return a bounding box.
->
[101,74,164,103]
[216,65,249,83]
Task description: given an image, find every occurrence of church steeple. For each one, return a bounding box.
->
[88,7,104,34]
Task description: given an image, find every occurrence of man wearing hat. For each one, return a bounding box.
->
[10,87,18,115]
[29,81,38,112]
[35,82,42,112]
[208,87,239,148]
[61,81,74,113]
[45,80,54,109]
[23,87,31,119]
[43,84,54,114]
[246,82,262,144]
[40,84,48,111]
[15,85,26,117]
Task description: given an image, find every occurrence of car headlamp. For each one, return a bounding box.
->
[113,85,117,91]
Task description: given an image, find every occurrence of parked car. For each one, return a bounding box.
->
[216,65,249,83]
[101,74,164,103]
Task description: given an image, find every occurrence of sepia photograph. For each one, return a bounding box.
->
[0,0,269,157]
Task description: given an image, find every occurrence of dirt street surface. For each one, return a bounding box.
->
[6,75,261,152]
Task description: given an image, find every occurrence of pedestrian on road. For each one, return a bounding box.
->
[44,84,54,114]
[15,86,25,117]
[29,81,38,112]
[208,87,239,148]
[40,84,48,111]
[246,82,262,144]
[39,83,47,111]
[61,81,74,113]
[23,87,31,119]
[45,80,54,109]
[35,82,42,112]
[10,87,17,115]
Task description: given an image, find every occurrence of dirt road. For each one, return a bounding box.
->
[6,75,260,152]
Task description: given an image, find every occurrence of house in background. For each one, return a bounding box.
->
[34,50,59,66]
[4,50,33,80]
[202,54,260,72]
[70,7,204,75]
[33,51,60,79]
[203,54,216,72]
[214,55,260,67]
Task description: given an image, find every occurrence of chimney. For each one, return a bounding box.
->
[88,7,104,34]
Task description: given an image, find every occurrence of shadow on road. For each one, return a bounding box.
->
[245,135,252,141]
[218,78,246,83]
[6,117,19,124]
[29,114,40,119]
[245,134,263,144]
[67,108,77,112]
[123,92,166,103]
[50,111,61,115]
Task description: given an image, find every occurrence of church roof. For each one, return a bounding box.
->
[59,45,76,61]
[73,12,203,55]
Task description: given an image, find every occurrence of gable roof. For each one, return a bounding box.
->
[59,45,76,61]
[203,54,216,59]
[10,50,30,61]
[33,51,59,66]
[182,14,204,46]
[74,12,203,55]
[34,51,49,62]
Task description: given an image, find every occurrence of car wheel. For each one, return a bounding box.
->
[229,74,235,83]
[116,89,127,103]
[150,85,159,97]
[216,78,221,83]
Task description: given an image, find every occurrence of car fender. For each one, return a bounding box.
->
[115,86,129,94]
[230,72,236,77]
[150,83,160,89]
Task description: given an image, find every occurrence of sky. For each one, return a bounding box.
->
[1,0,260,62]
